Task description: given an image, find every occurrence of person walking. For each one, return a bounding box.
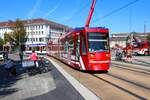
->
[28,49,38,67]
[27,49,40,75]
[126,45,133,63]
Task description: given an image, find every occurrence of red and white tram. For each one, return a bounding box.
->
[47,0,110,71]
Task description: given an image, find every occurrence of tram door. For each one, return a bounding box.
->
[80,32,88,70]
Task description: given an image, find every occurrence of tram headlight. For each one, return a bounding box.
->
[90,53,95,59]
[106,54,109,57]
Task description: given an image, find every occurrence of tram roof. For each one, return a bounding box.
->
[73,27,108,31]
[59,26,109,39]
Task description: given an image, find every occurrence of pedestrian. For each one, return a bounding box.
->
[19,51,23,62]
[126,45,133,63]
[27,49,40,75]
[3,48,8,62]
[28,49,38,68]
[122,49,126,62]
[115,45,123,61]
[4,60,17,76]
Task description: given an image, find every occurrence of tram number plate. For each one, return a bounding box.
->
[22,60,35,67]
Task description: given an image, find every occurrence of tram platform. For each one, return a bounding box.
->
[0,54,99,100]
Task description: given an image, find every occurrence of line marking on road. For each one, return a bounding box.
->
[48,58,100,100]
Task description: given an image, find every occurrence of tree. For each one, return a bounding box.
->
[0,38,4,51]
[4,32,13,44]
[146,33,150,41]
[12,19,27,51]
[0,38,4,46]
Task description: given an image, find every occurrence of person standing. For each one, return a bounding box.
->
[19,51,23,62]
[126,45,133,63]
[3,48,8,62]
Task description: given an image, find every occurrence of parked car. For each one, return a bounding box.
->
[0,51,4,61]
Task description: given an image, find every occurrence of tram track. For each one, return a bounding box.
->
[106,72,150,90]
[91,74,147,100]
[111,63,150,75]
[89,61,150,100]
[111,63,150,72]
[90,70,150,100]
[48,57,150,100]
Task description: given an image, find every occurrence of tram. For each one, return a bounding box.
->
[47,0,110,71]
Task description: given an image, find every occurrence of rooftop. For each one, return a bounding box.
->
[110,32,150,41]
[0,18,71,30]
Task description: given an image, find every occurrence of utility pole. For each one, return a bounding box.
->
[144,21,146,34]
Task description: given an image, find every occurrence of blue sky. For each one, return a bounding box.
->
[0,0,149,33]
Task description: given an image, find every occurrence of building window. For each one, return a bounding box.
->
[35,25,37,30]
[28,38,30,42]
[33,38,35,42]
[41,25,43,29]
[37,25,39,30]
[36,38,38,42]
[39,38,44,42]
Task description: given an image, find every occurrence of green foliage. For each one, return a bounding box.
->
[146,33,150,41]
[0,38,4,46]
[4,32,13,44]
[12,19,27,50]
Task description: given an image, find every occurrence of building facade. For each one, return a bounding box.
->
[110,32,150,48]
[0,18,70,53]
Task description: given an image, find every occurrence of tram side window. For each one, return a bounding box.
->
[82,36,86,55]
[76,35,80,60]
[69,39,74,55]
[59,42,64,57]
[65,41,68,53]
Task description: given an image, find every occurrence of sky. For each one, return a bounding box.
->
[0,0,150,34]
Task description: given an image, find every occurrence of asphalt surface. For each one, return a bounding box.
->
[0,55,84,100]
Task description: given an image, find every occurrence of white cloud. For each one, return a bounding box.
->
[43,2,60,18]
[28,0,42,18]
[59,0,79,23]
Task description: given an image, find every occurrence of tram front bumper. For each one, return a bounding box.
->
[88,60,110,71]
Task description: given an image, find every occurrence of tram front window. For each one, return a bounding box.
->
[88,32,109,52]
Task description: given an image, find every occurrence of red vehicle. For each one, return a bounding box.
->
[47,0,110,71]
[125,33,150,55]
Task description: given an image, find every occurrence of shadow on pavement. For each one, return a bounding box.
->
[23,60,84,100]
[0,61,23,98]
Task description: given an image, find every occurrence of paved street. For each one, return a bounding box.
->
[0,54,84,100]
[1,53,150,100]
[49,56,150,100]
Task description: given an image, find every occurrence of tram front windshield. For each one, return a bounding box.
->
[88,32,109,52]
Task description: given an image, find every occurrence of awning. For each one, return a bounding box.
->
[26,44,47,47]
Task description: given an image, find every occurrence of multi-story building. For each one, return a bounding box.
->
[0,18,70,53]
[110,32,150,48]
